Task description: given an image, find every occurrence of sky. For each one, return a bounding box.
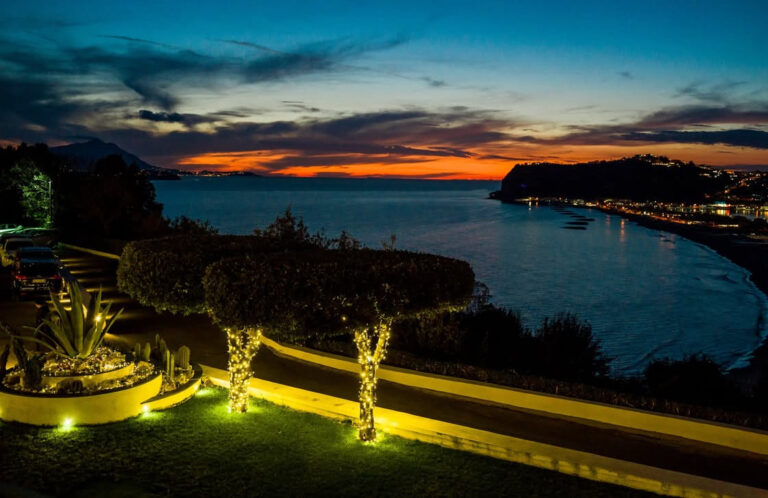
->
[1,1,767,179]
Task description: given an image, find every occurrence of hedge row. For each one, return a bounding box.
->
[117,234,319,315]
[203,249,475,337]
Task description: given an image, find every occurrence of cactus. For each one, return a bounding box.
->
[158,338,168,357]
[57,378,84,394]
[176,345,190,370]
[0,344,9,381]
[164,349,175,382]
[141,342,152,362]
[11,338,27,371]
[155,333,161,348]
[22,356,42,390]
[133,343,142,363]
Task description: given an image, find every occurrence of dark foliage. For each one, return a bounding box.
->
[54,155,167,243]
[391,304,532,370]
[203,249,475,337]
[119,235,284,314]
[118,210,339,315]
[644,354,744,408]
[533,313,609,382]
[392,308,607,382]
[499,155,731,202]
[166,215,219,236]
[0,143,60,226]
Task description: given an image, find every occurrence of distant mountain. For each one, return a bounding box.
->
[492,155,733,202]
[51,139,181,179]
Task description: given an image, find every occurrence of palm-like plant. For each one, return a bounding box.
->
[19,285,123,359]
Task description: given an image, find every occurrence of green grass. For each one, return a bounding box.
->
[0,388,653,497]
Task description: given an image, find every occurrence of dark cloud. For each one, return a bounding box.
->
[618,71,633,80]
[422,77,446,87]
[636,105,768,127]
[281,101,321,113]
[622,129,768,149]
[138,110,186,123]
[675,81,747,103]
[91,107,510,169]
[98,35,180,49]
[520,103,768,149]
[0,32,411,121]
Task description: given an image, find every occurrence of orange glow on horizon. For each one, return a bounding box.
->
[176,143,768,180]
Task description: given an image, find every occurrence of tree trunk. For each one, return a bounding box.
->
[225,327,262,413]
[358,353,377,441]
[354,321,391,441]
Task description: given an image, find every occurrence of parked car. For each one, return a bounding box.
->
[1,238,35,267]
[15,246,60,266]
[12,256,63,297]
[13,228,57,247]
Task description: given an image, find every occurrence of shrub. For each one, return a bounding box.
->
[118,235,274,314]
[118,211,337,315]
[532,313,609,382]
[459,306,531,370]
[644,354,743,408]
[391,304,532,370]
[166,216,219,235]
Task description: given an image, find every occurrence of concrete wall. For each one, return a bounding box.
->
[0,374,161,425]
[261,336,768,456]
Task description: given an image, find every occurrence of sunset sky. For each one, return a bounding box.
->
[1,1,767,179]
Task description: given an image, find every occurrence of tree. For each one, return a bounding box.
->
[118,211,332,411]
[205,250,475,439]
[54,155,166,242]
[0,144,58,226]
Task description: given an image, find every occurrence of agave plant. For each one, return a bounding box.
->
[19,285,123,359]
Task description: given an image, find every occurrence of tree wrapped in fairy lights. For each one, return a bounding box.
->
[204,249,474,440]
[117,211,327,413]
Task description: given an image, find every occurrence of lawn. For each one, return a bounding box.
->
[0,388,653,497]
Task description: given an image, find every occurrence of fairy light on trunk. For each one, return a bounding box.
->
[353,320,392,442]
[225,327,262,413]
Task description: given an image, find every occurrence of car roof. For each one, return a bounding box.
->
[19,257,58,263]
[4,237,34,243]
[18,246,54,253]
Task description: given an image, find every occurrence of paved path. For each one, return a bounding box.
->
[4,250,768,490]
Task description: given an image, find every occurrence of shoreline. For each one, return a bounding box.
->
[597,207,768,381]
[493,196,768,384]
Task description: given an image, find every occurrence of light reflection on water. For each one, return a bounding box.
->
[154,177,768,376]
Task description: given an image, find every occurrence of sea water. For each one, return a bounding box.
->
[153,176,768,375]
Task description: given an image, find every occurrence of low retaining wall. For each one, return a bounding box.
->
[41,363,135,389]
[59,243,121,261]
[201,364,764,498]
[143,366,203,412]
[261,336,768,456]
[0,374,162,426]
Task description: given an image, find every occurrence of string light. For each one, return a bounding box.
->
[354,320,391,442]
[225,327,262,413]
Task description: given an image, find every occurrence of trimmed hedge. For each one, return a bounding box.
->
[203,249,475,337]
[118,235,317,315]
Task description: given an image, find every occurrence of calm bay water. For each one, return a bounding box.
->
[153,176,768,375]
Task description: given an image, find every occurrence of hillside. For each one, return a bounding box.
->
[51,139,180,179]
[494,155,732,202]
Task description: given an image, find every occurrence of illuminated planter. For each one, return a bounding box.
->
[142,365,203,412]
[40,363,136,389]
[0,374,162,426]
